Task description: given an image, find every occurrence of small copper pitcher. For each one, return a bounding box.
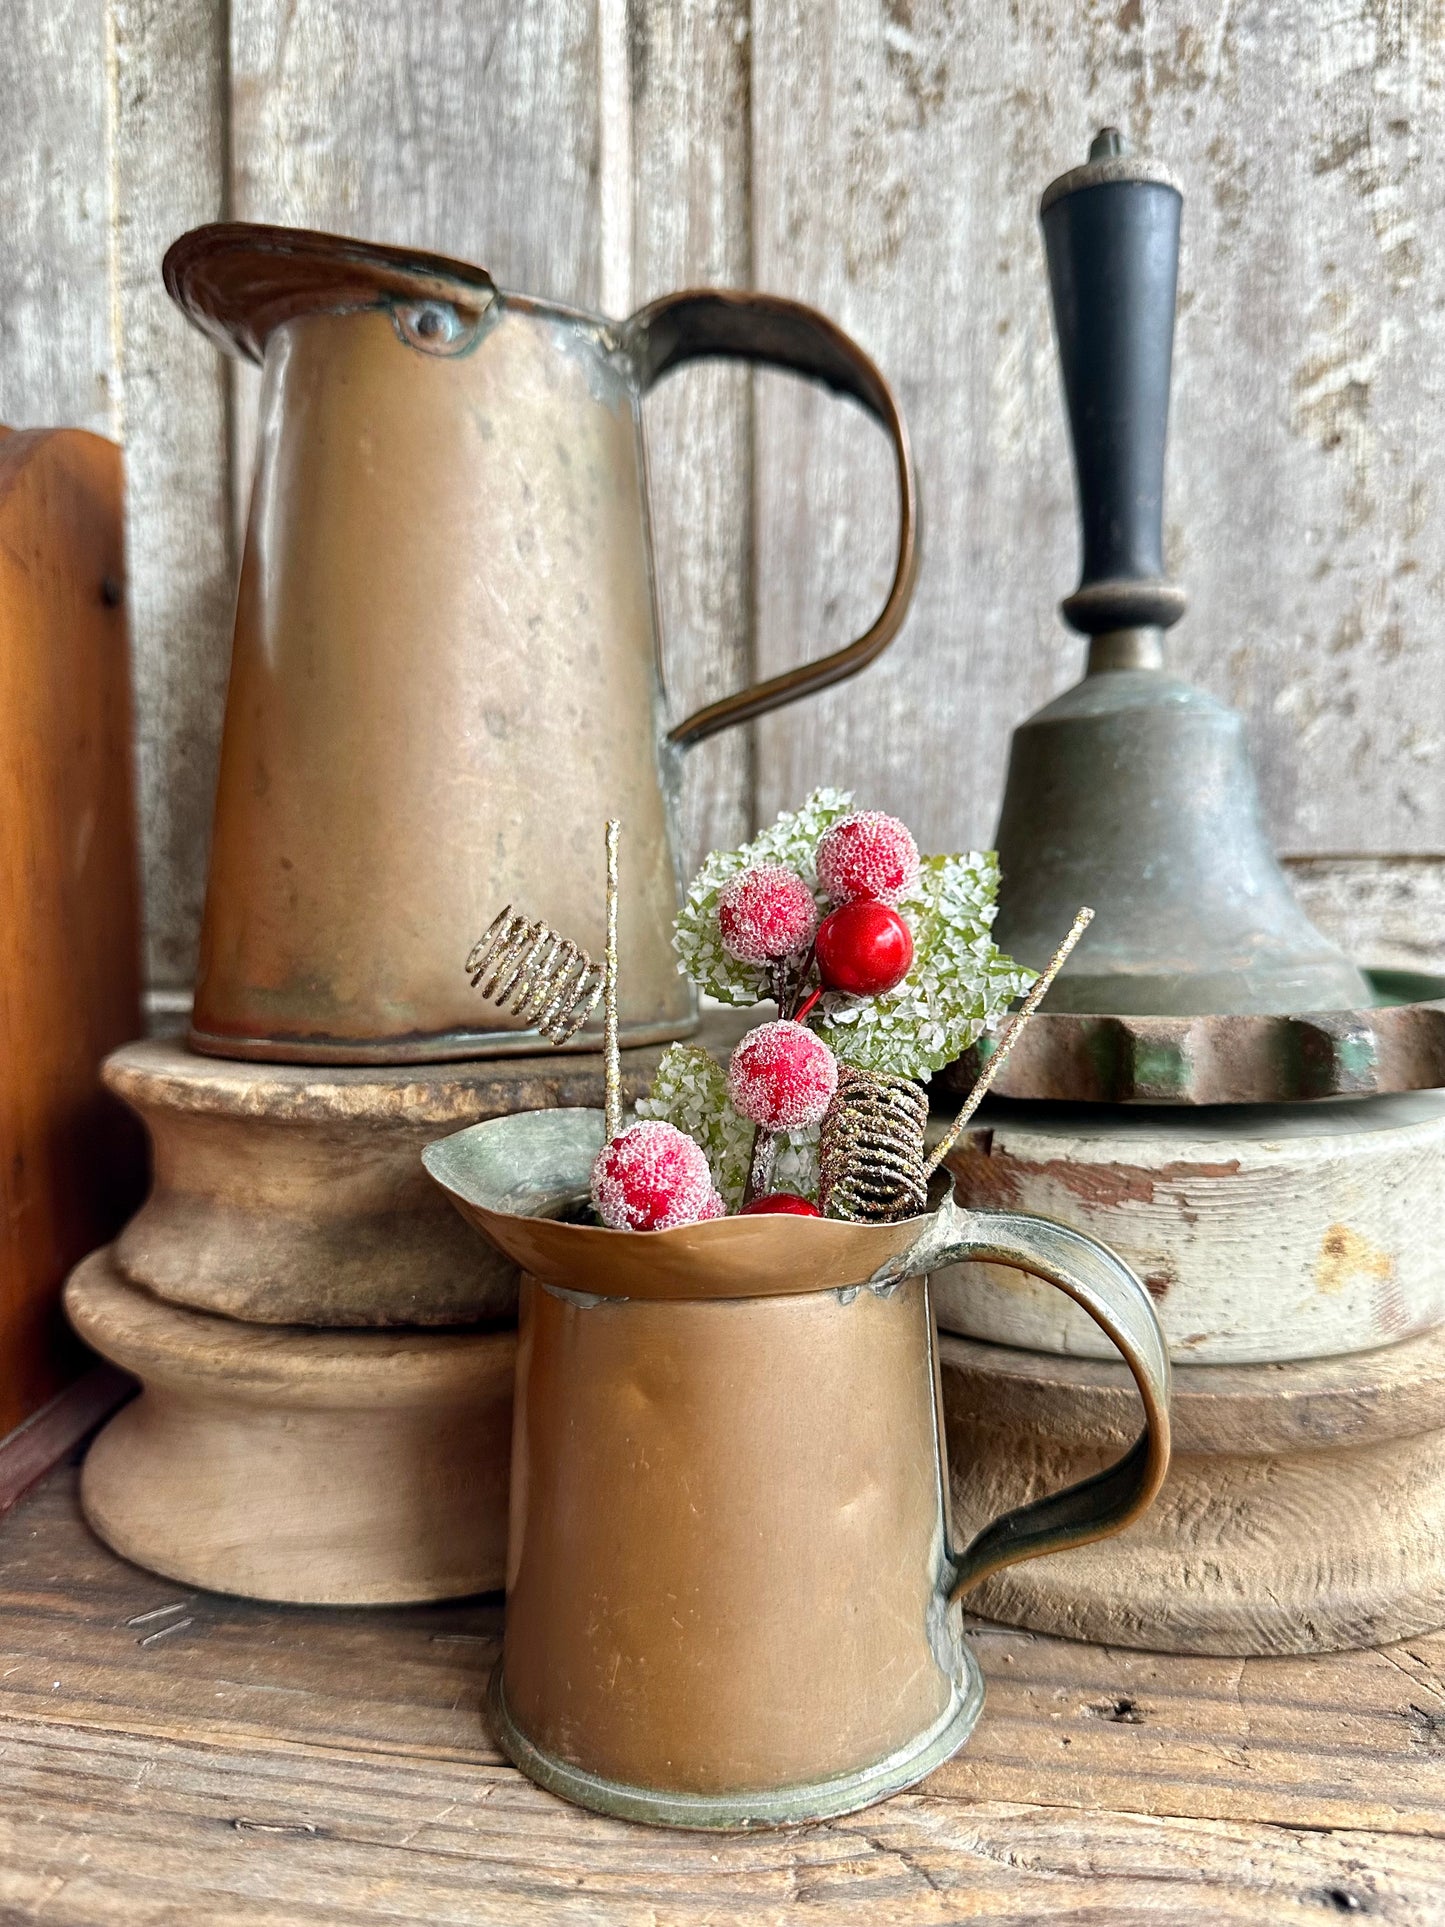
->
[164,226,916,1064]
[424,1109,1171,1829]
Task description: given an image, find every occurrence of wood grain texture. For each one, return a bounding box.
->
[0,0,114,436]
[68,1250,514,1604]
[229,0,601,297]
[944,1325,1445,1656]
[632,0,755,878]
[1287,855,1445,976]
[0,1367,132,1517]
[748,0,1445,865]
[100,1026,751,1327]
[0,430,145,1437]
[110,0,233,991]
[0,1468,1443,1919]
[225,0,604,520]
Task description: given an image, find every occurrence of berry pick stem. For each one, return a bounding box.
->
[923,906,1093,1179]
[787,942,818,1020]
[742,1127,778,1207]
[769,959,788,1018]
[604,820,621,1143]
[793,986,823,1027]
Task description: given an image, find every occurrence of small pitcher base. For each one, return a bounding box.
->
[486,1648,985,1831]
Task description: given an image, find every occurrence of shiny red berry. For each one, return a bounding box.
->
[739,1193,822,1217]
[815,900,914,997]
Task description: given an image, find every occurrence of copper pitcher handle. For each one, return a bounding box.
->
[622,289,918,749]
[901,1199,1172,1600]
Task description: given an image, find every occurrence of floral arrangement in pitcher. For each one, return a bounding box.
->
[593,790,1036,1229]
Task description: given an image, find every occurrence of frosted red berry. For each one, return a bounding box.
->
[816,811,920,906]
[815,900,914,997]
[740,1192,822,1217]
[718,864,818,964]
[727,1021,838,1130]
[697,1188,728,1221]
[591,1121,717,1231]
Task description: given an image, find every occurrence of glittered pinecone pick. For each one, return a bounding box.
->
[819,1065,930,1223]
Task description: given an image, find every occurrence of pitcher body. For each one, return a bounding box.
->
[165,225,919,1064]
[500,1271,978,1820]
[194,295,684,1061]
[423,1107,1171,1829]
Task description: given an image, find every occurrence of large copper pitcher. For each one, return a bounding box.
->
[164,226,917,1064]
[424,1109,1171,1829]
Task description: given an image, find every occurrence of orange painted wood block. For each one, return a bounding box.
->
[0,427,145,1438]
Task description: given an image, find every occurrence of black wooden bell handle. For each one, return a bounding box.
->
[1042,129,1187,637]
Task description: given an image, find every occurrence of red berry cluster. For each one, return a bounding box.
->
[591,808,922,1231]
[719,809,920,1213]
[814,812,917,998]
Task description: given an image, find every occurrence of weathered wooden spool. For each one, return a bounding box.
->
[942,1323,1445,1655]
[66,1249,514,1605]
[104,1035,705,1327]
[935,1093,1445,1365]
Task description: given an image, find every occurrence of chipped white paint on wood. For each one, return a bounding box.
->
[2,0,1444,987]
[936,1091,1445,1364]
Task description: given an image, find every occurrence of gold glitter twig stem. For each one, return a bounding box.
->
[604,820,622,1143]
[923,906,1094,1179]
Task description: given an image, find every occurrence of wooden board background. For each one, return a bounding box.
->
[0,0,1441,997]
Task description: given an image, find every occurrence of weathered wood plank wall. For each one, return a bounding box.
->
[0,0,1440,995]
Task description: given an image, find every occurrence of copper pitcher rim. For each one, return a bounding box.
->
[422,1107,928,1302]
[163,221,623,365]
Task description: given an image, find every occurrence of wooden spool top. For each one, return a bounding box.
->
[104,1013,755,1127]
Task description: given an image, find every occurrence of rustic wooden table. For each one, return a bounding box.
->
[0,1459,1442,1924]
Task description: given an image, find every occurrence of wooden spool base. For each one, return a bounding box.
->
[942,1322,1445,1655]
[65,1249,514,1605]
